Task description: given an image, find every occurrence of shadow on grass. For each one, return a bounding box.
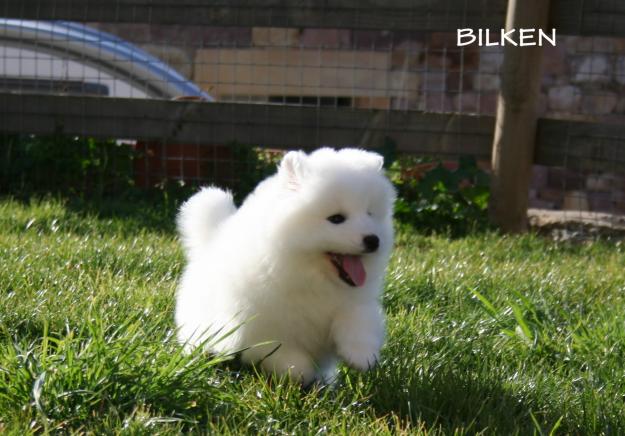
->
[365,364,568,434]
[2,187,195,235]
[67,194,180,234]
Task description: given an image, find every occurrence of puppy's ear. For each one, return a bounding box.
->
[340,149,384,172]
[368,154,384,172]
[279,151,308,191]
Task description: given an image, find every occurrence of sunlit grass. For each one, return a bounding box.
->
[1,196,624,433]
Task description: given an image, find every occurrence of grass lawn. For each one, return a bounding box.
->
[1,196,625,434]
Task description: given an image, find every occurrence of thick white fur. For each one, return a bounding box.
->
[175,147,396,384]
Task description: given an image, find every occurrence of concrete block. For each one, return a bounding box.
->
[473,72,500,92]
[478,46,504,73]
[421,71,446,92]
[531,165,549,190]
[548,167,585,190]
[418,94,454,112]
[352,30,393,49]
[252,27,300,47]
[152,26,251,47]
[446,70,472,92]
[587,191,613,213]
[300,29,351,48]
[571,54,612,83]
[537,188,564,206]
[195,48,415,98]
[561,36,579,55]
[587,172,625,191]
[353,97,391,109]
[576,36,618,54]
[612,191,625,214]
[423,54,451,70]
[453,92,497,114]
[547,85,581,112]
[542,45,567,77]
[391,49,421,71]
[529,198,556,209]
[581,92,618,115]
[615,56,625,85]
[563,190,590,211]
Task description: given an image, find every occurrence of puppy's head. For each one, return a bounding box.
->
[276,148,396,288]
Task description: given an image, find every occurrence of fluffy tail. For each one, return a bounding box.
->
[177,187,236,256]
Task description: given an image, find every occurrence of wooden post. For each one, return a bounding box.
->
[489,0,551,233]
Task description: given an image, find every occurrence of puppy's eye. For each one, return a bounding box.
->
[327,213,346,224]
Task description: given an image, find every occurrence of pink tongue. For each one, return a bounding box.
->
[342,255,366,287]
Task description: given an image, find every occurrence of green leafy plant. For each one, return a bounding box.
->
[229,143,284,204]
[389,155,491,236]
[2,134,491,237]
[1,134,134,198]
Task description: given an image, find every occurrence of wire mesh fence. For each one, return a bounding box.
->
[1,1,625,234]
[0,17,498,190]
[530,35,625,235]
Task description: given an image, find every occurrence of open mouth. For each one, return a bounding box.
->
[327,253,366,287]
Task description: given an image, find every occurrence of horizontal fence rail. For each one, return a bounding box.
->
[0,93,494,158]
[1,0,509,32]
[2,93,623,172]
[1,0,624,36]
[535,119,625,173]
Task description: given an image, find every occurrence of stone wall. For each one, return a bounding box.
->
[91,24,625,213]
[92,25,625,119]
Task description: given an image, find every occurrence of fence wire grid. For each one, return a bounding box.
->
[2,0,625,234]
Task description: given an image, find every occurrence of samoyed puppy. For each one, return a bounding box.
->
[175,147,396,384]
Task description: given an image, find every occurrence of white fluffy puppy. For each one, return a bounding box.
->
[175,147,396,384]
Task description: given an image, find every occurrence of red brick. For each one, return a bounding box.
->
[182,160,200,178]
[165,143,183,158]
[446,71,472,92]
[300,29,351,49]
[428,33,457,50]
[165,159,183,178]
[213,145,234,159]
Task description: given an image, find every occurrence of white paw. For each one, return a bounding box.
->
[257,347,316,384]
[339,342,380,371]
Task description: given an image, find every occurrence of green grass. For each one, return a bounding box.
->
[1,196,625,434]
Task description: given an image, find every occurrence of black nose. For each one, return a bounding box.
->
[363,234,380,252]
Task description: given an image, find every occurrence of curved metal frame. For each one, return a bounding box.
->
[0,19,213,100]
